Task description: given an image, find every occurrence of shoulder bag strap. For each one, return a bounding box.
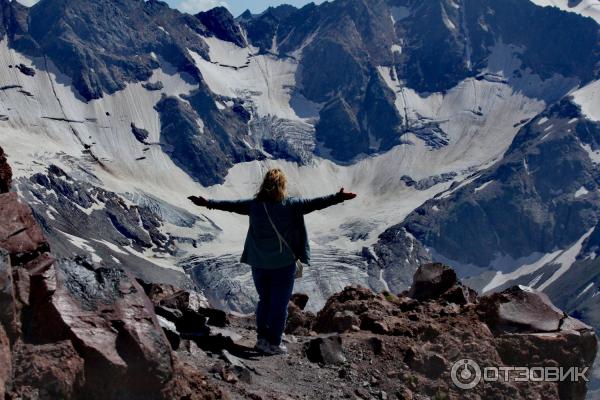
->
[263,203,296,260]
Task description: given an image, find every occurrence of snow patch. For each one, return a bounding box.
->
[527,274,544,288]
[575,186,589,198]
[57,229,103,263]
[474,180,493,192]
[189,41,300,120]
[92,239,128,255]
[441,5,457,31]
[538,228,595,290]
[577,282,595,298]
[377,66,545,178]
[203,36,253,68]
[572,79,600,122]
[581,142,600,164]
[518,284,537,293]
[482,250,562,292]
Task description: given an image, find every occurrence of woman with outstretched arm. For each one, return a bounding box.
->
[189,168,357,355]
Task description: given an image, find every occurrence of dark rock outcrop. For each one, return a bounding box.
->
[19,164,198,288]
[22,0,208,100]
[408,263,477,305]
[15,63,35,77]
[196,7,245,47]
[0,146,12,193]
[372,227,432,294]
[407,263,458,301]
[131,123,150,144]
[155,94,261,186]
[304,334,346,365]
[142,81,164,91]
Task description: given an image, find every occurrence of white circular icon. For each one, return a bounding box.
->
[451,359,482,390]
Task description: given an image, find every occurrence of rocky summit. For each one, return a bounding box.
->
[0,151,596,399]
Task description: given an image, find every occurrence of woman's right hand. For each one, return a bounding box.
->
[188,195,208,207]
[338,187,357,200]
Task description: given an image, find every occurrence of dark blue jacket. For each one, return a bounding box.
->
[206,193,345,269]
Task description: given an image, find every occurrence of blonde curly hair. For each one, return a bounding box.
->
[256,168,287,202]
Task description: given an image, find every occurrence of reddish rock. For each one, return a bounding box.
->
[12,340,85,399]
[310,275,596,399]
[158,289,210,313]
[495,331,597,400]
[478,285,566,333]
[148,287,227,330]
[14,267,30,306]
[0,146,12,194]
[24,252,56,276]
[331,310,360,333]
[368,336,385,355]
[440,284,478,305]
[162,356,227,400]
[314,286,379,333]
[0,249,18,341]
[407,263,458,301]
[479,285,598,400]
[285,301,315,336]
[0,192,49,265]
[360,312,390,334]
[290,293,309,310]
[138,281,180,304]
[0,325,11,399]
[36,257,173,398]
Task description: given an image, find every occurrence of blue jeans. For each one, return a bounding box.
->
[251,263,296,346]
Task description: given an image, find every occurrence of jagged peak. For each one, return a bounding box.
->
[196,5,246,47]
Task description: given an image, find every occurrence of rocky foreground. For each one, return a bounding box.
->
[0,150,597,400]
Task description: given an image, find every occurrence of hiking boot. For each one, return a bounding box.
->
[266,343,288,355]
[282,334,297,344]
[254,337,271,353]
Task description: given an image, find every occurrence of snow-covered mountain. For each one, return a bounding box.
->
[530,0,600,23]
[0,0,599,339]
